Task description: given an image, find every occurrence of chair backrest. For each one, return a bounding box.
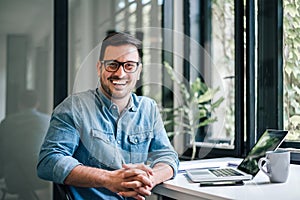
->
[54,184,74,200]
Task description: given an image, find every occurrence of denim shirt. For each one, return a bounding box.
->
[37,89,179,200]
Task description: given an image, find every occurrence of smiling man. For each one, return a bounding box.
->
[97,41,142,111]
[37,32,179,200]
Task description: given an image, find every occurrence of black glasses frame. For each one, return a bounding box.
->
[101,60,140,73]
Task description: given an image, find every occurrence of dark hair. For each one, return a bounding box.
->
[99,32,142,61]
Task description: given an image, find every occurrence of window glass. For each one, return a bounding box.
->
[0,0,53,199]
[189,0,235,149]
[210,1,235,147]
[283,0,300,143]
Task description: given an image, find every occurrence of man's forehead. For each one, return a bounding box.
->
[104,44,139,60]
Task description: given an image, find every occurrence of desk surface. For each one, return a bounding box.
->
[152,157,300,200]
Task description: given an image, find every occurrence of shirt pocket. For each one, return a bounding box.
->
[88,129,122,170]
[128,130,153,163]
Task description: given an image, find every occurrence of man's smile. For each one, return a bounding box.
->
[108,77,129,87]
[111,79,127,85]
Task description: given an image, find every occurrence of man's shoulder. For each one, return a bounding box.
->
[132,94,158,108]
[70,89,95,98]
[61,90,95,103]
[133,94,156,103]
[54,90,96,111]
[35,111,51,121]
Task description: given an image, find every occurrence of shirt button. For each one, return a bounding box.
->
[117,140,121,144]
[134,138,138,143]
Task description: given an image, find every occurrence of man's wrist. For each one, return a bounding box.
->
[99,169,112,188]
[149,173,157,187]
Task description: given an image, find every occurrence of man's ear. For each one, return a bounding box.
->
[96,60,101,77]
[137,64,142,80]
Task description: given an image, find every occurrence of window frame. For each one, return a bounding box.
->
[257,0,300,164]
[53,0,68,199]
[257,0,284,138]
[175,0,300,162]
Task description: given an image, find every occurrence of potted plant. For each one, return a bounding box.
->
[161,62,224,160]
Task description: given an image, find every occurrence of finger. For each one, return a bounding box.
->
[134,186,152,196]
[123,168,148,179]
[118,187,151,198]
[123,163,153,176]
[122,173,153,188]
[135,195,146,200]
[118,190,143,199]
[121,180,143,189]
[136,174,153,187]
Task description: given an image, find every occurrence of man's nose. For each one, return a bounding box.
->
[114,64,126,76]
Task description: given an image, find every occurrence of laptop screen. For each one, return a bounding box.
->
[237,129,288,176]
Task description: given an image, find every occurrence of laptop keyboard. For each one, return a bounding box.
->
[209,168,243,177]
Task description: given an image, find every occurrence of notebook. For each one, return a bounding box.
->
[185,129,288,183]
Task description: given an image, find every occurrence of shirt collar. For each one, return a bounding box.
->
[95,88,138,112]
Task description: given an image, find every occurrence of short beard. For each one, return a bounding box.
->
[99,76,129,100]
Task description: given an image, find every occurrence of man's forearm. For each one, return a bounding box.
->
[151,163,174,186]
[64,164,153,197]
[64,165,110,188]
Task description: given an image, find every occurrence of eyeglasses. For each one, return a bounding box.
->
[101,60,140,73]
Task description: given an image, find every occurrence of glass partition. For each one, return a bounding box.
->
[0,0,53,199]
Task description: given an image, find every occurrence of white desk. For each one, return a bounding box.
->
[152,157,300,200]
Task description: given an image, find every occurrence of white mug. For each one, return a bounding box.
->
[258,149,290,183]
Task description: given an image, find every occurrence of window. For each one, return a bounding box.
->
[179,0,300,161]
[283,0,300,144]
[282,0,300,163]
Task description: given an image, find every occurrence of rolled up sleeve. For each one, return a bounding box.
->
[53,156,81,183]
[37,99,81,184]
[148,104,179,178]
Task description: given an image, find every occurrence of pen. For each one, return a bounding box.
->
[200,181,244,187]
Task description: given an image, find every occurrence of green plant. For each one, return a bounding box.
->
[161,62,224,160]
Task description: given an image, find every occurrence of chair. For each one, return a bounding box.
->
[54,184,74,200]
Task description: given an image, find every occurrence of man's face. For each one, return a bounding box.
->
[97,44,142,100]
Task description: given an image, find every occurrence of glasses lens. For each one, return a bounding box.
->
[124,62,138,73]
[103,60,139,73]
[105,61,119,72]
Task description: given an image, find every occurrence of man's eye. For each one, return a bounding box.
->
[125,64,134,67]
[107,62,118,68]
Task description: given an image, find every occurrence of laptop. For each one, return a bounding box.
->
[186,129,288,183]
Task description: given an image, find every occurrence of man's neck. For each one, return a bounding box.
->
[98,87,131,113]
[111,96,131,113]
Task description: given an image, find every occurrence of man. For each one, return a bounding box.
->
[0,90,50,199]
[37,32,179,200]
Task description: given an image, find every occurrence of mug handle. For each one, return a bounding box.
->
[258,157,271,177]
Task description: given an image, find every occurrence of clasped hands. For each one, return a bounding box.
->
[106,163,155,200]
